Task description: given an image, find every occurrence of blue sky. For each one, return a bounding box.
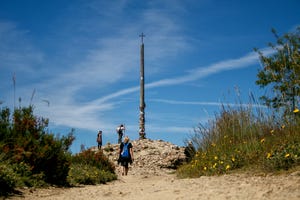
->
[0,0,299,153]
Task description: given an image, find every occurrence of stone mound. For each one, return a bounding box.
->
[92,139,186,176]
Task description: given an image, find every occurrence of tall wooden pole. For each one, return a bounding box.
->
[139,33,146,139]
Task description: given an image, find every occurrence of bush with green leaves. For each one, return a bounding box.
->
[0,104,118,195]
[263,138,300,171]
[0,106,75,190]
[71,149,115,173]
[68,163,117,185]
[0,153,48,196]
[0,158,18,196]
[68,150,117,185]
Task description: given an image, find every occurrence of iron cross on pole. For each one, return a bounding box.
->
[139,32,146,139]
[139,32,145,44]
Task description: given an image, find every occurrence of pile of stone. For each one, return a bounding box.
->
[92,139,187,176]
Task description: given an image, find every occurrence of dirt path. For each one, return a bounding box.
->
[7,170,300,200]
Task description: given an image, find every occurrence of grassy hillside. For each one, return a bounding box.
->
[177,102,300,177]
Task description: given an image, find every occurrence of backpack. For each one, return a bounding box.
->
[97,135,101,143]
[117,126,123,135]
[121,143,129,158]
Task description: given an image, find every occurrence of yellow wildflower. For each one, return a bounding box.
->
[203,166,207,171]
[285,153,290,158]
[214,156,218,160]
[267,153,271,159]
[293,108,299,113]
[231,157,235,162]
[213,163,217,168]
[260,138,265,143]
[226,165,230,170]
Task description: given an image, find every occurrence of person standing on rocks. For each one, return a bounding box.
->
[118,136,134,176]
[116,124,125,144]
[97,130,102,150]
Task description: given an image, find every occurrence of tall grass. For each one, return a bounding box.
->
[177,98,300,178]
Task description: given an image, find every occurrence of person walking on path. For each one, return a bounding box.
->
[118,136,134,176]
[97,130,102,150]
[116,124,125,144]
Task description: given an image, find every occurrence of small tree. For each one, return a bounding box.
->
[255,27,300,118]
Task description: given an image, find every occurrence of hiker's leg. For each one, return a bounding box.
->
[120,161,125,175]
[118,134,121,144]
[125,166,129,175]
[122,166,125,176]
[124,162,129,175]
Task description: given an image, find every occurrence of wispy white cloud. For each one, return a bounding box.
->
[147,48,275,88]
[149,98,267,108]
[92,47,275,104]
[45,103,115,131]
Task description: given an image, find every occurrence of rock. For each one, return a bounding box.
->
[91,138,186,176]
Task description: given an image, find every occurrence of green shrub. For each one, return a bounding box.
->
[0,106,75,191]
[0,153,47,194]
[0,160,18,196]
[0,105,118,195]
[0,99,123,197]
[30,132,74,185]
[264,141,300,170]
[71,149,115,173]
[67,163,117,185]
[68,149,117,185]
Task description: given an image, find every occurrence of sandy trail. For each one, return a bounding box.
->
[8,170,300,200]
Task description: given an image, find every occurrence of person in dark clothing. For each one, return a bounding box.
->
[118,136,134,175]
[97,130,102,150]
[116,124,125,144]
